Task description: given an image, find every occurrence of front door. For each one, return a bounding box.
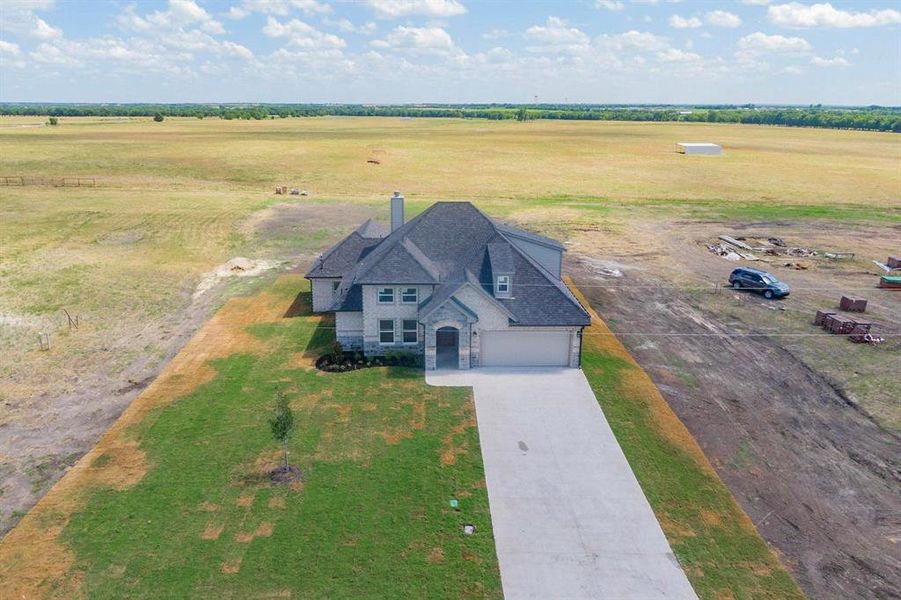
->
[436,327,459,368]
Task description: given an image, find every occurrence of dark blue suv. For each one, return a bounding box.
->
[728,267,790,299]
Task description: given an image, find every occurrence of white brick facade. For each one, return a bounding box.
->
[311,278,341,313]
[361,285,433,355]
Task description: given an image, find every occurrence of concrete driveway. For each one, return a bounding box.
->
[427,367,697,600]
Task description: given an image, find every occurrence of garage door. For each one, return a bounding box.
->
[480,330,572,367]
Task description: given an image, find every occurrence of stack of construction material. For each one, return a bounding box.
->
[827,315,857,334]
[879,275,901,289]
[839,296,868,312]
[888,256,901,269]
[814,310,835,326]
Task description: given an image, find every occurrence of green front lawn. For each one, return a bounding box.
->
[58,278,501,598]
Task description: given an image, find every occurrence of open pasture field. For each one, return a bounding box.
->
[1,116,899,598]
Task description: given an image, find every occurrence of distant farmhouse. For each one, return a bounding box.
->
[677,142,722,155]
[306,193,590,370]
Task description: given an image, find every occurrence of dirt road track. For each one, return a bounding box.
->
[572,264,901,599]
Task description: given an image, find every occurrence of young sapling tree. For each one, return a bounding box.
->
[269,390,295,474]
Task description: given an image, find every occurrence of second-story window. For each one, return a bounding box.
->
[497,275,510,294]
[401,288,418,304]
[377,287,394,304]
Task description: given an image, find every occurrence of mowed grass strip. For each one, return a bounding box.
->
[568,279,803,600]
[0,276,501,599]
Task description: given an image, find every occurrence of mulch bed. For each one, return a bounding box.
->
[270,465,301,484]
[316,351,422,373]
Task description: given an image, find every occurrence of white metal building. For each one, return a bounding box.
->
[676,142,722,155]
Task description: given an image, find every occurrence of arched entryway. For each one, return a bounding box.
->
[436,326,459,369]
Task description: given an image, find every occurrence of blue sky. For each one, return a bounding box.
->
[1,0,899,104]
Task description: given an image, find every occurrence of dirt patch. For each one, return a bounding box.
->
[236,494,255,508]
[569,226,901,600]
[201,523,223,540]
[426,547,445,564]
[234,531,254,543]
[193,257,282,299]
[268,497,285,509]
[220,559,242,574]
[255,522,273,538]
[241,202,376,241]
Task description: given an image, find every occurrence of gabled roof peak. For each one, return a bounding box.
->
[354,218,389,239]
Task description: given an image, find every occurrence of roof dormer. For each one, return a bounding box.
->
[487,243,514,299]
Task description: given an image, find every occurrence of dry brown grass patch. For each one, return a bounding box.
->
[268,496,286,509]
[234,531,255,543]
[426,547,445,564]
[199,501,220,512]
[700,509,723,526]
[220,559,242,574]
[255,522,273,538]
[236,493,256,508]
[201,523,224,540]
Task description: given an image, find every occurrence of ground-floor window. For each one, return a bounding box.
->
[379,319,394,344]
[402,319,418,343]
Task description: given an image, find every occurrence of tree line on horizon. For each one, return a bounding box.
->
[2,103,898,132]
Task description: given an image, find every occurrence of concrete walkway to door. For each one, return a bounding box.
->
[427,367,697,600]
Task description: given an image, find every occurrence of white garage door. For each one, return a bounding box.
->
[480,330,572,367]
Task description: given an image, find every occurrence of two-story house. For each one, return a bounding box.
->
[305,192,591,370]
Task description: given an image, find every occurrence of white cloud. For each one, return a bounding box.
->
[742,0,771,5]
[737,31,811,55]
[525,17,590,53]
[811,55,849,67]
[227,0,331,19]
[31,17,62,40]
[481,28,508,41]
[365,0,466,19]
[371,25,457,54]
[657,48,701,62]
[705,10,741,28]
[595,0,625,11]
[781,65,802,74]
[263,17,346,49]
[118,0,225,35]
[669,15,702,29]
[1,0,64,41]
[0,40,22,56]
[598,30,668,52]
[768,3,901,28]
[326,18,377,35]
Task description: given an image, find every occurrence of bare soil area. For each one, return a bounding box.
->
[568,218,901,599]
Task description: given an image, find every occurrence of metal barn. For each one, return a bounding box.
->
[676,142,722,155]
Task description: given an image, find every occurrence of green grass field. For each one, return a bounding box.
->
[0,278,501,598]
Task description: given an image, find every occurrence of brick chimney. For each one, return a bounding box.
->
[390,191,404,232]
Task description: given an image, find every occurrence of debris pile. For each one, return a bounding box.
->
[706,234,819,264]
[275,186,309,196]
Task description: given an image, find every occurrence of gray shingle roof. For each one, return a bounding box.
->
[318,201,589,326]
[306,226,382,279]
[495,222,565,250]
[487,243,514,275]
